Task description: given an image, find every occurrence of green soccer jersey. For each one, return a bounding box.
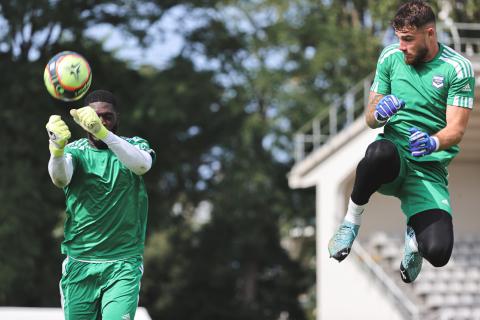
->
[371,43,475,166]
[62,137,155,261]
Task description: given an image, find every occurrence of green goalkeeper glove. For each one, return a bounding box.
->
[46,115,71,157]
[70,106,109,140]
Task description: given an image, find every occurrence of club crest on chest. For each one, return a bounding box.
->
[432,75,444,89]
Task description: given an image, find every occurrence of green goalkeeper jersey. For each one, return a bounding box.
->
[371,43,475,166]
[62,137,155,261]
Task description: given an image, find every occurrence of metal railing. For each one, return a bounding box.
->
[293,22,480,164]
[353,242,422,320]
[293,74,373,163]
[443,22,480,57]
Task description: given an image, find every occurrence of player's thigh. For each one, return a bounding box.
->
[60,258,102,320]
[377,145,408,196]
[398,162,450,219]
[408,209,453,242]
[101,259,143,320]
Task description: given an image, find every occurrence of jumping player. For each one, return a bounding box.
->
[328,1,475,283]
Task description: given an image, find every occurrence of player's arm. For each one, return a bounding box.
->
[433,106,471,150]
[409,106,471,157]
[48,154,74,188]
[366,46,404,129]
[46,115,74,188]
[410,62,475,157]
[70,106,152,175]
[365,91,405,129]
[434,65,475,150]
[103,133,153,175]
[366,91,385,128]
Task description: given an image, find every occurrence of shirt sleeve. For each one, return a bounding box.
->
[128,136,156,163]
[102,133,155,175]
[48,153,74,188]
[447,67,475,109]
[370,45,399,95]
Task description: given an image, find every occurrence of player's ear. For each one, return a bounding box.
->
[425,26,434,38]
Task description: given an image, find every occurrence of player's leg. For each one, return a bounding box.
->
[409,209,453,265]
[350,139,401,205]
[101,258,143,320]
[60,258,103,320]
[398,161,451,283]
[400,209,453,283]
[329,139,401,261]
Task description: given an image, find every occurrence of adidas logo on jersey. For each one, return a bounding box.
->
[461,84,472,92]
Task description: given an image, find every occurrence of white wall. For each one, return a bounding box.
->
[311,127,407,320]
[317,181,406,320]
[318,257,406,320]
[446,161,480,235]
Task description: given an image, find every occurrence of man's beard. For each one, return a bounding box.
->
[88,124,118,149]
[405,45,428,66]
[89,135,109,149]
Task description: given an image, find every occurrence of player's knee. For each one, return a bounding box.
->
[364,140,398,165]
[411,210,453,268]
[420,241,452,267]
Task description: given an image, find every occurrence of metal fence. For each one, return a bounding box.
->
[445,22,480,56]
[293,74,372,163]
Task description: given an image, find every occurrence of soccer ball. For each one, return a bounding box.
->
[44,51,92,101]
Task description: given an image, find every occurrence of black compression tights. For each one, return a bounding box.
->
[351,139,453,266]
[408,210,454,267]
[351,139,400,205]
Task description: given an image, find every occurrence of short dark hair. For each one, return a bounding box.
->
[84,90,117,110]
[392,1,436,31]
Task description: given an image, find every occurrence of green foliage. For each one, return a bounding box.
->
[142,113,311,319]
[5,0,473,319]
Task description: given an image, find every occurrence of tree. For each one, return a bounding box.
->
[0,0,238,306]
[4,0,471,318]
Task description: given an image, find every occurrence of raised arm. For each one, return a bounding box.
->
[70,106,153,175]
[48,154,74,188]
[46,115,74,188]
[102,132,153,175]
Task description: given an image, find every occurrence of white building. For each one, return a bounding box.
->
[288,22,480,320]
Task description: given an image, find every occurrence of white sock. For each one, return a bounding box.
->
[407,227,419,252]
[408,237,419,252]
[344,198,365,225]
